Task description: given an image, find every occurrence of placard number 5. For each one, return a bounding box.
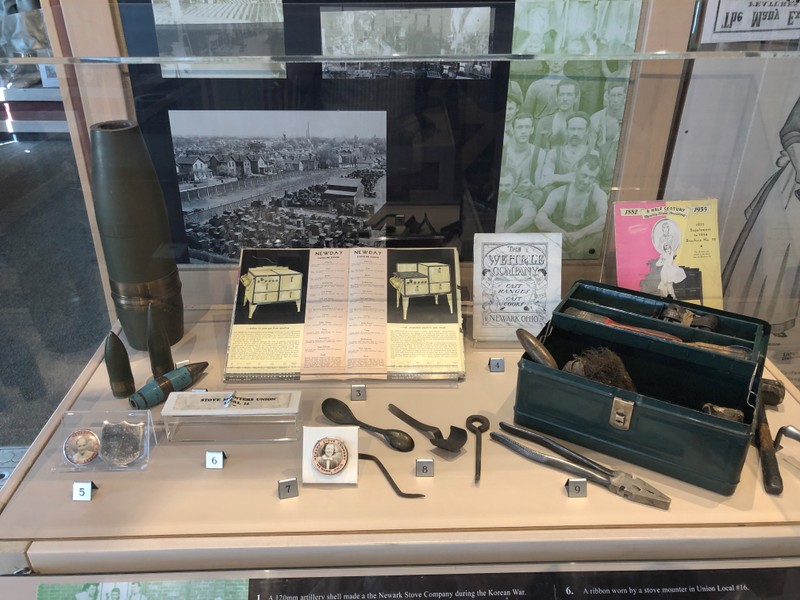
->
[73,481,95,501]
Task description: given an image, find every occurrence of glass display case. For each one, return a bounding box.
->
[1,0,800,589]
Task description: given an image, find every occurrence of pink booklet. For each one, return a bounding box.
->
[613,200,723,309]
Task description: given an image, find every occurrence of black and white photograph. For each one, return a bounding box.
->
[321,60,491,80]
[151,0,286,78]
[496,0,643,259]
[168,110,387,262]
[320,7,492,58]
[512,0,641,55]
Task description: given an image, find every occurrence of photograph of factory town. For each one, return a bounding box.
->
[169,110,387,262]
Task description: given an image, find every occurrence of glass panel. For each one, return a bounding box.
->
[0,128,108,445]
[1,0,799,443]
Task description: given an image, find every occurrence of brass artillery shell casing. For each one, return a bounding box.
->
[104,331,135,398]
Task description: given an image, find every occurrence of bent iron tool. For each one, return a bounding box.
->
[387,404,468,452]
[359,453,424,499]
[491,422,671,510]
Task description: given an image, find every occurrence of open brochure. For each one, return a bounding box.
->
[224,248,465,381]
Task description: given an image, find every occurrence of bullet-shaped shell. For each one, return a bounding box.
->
[147,303,175,379]
[104,331,135,398]
[129,361,209,409]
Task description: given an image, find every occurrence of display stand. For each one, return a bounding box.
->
[57,410,154,471]
[161,390,301,442]
[1,297,800,579]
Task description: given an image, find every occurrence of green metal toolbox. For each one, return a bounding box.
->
[513,280,771,496]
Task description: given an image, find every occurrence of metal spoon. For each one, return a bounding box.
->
[321,397,415,452]
[387,404,467,452]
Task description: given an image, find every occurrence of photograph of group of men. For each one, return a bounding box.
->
[496,0,642,259]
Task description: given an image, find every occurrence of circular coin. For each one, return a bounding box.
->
[312,437,348,475]
[63,429,100,466]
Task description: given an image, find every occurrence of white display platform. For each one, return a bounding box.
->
[1,306,800,576]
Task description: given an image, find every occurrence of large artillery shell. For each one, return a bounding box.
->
[90,120,183,350]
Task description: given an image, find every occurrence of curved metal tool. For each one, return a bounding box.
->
[388,404,468,452]
[321,397,414,452]
[359,453,424,498]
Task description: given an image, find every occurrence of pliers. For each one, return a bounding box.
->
[490,422,671,510]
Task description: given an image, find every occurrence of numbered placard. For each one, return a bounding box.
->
[72,481,97,501]
[416,458,434,477]
[565,477,588,498]
[351,384,367,401]
[278,477,299,499]
[205,450,226,469]
[488,358,505,372]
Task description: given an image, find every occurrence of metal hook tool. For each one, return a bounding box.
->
[466,415,490,483]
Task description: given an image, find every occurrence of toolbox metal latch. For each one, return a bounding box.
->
[610,397,634,430]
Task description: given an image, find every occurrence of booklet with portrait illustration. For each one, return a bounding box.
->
[613,199,723,309]
[224,247,464,381]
